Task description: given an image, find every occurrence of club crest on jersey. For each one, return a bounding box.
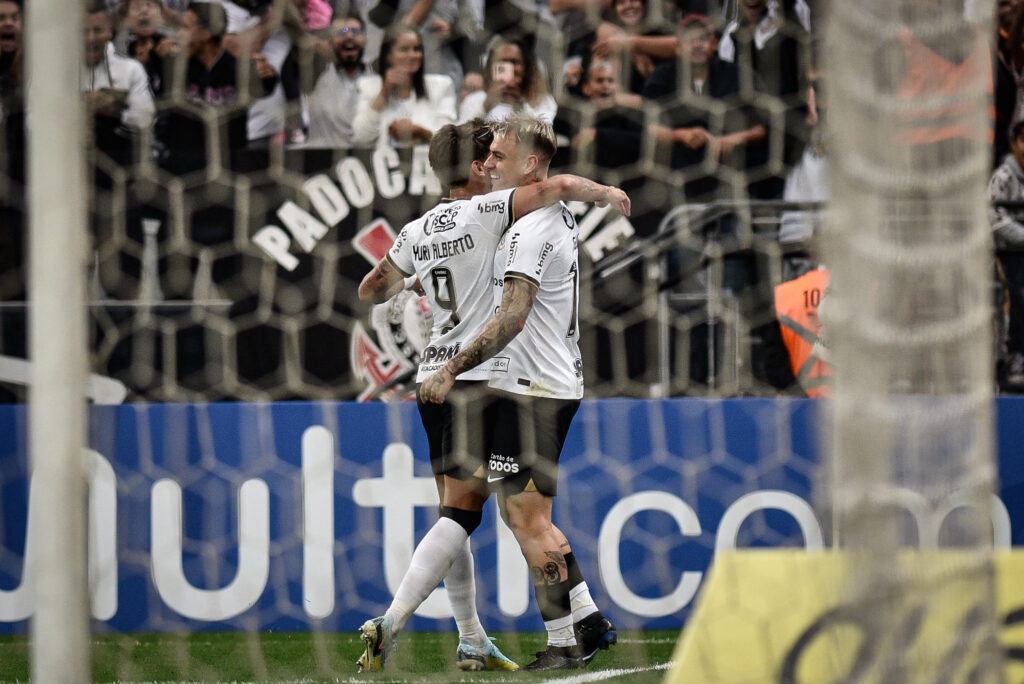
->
[424,205,459,235]
[561,206,575,229]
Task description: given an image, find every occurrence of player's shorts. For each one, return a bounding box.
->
[416,380,494,481]
[485,391,580,497]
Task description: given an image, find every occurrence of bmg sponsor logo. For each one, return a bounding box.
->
[535,241,554,276]
[477,200,505,214]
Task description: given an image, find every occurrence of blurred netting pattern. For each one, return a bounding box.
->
[0,0,823,404]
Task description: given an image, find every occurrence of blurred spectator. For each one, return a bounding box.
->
[996,0,1023,167]
[0,0,19,96]
[717,0,806,97]
[568,0,678,95]
[459,69,483,104]
[988,114,1024,388]
[0,0,22,394]
[118,0,178,97]
[301,11,367,148]
[220,0,302,148]
[553,59,644,170]
[352,24,456,148]
[0,0,24,184]
[279,0,334,144]
[777,62,827,281]
[717,0,808,196]
[459,37,556,123]
[399,0,484,92]
[82,2,155,169]
[550,0,604,88]
[155,1,278,174]
[643,14,767,202]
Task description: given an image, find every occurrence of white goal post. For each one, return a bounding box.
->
[26,0,90,681]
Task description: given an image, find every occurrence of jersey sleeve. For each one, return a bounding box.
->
[502,214,564,288]
[469,187,516,239]
[385,221,418,277]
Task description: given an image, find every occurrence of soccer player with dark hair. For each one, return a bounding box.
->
[357,117,628,672]
[419,113,622,670]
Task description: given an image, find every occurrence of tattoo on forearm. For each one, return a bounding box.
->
[580,177,600,199]
[372,260,392,284]
[446,278,536,376]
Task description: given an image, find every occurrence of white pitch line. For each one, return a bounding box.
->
[535,662,672,683]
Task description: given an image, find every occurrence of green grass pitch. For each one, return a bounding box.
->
[0,629,678,683]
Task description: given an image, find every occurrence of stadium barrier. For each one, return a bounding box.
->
[0,396,1021,634]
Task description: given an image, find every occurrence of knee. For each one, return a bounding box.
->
[501,503,549,541]
[440,506,483,535]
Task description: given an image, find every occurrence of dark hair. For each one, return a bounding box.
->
[189,1,227,39]
[375,24,425,99]
[429,118,493,189]
[678,13,714,35]
[482,37,546,105]
[87,0,110,16]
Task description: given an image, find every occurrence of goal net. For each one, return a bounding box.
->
[819,0,1002,679]
[0,0,1011,680]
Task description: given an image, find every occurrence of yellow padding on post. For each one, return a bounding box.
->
[665,550,1024,683]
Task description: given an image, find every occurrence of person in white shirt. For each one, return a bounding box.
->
[352,24,456,149]
[419,114,625,671]
[356,117,628,673]
[302,12,368,148]
[83,3,155,167]
[220,0,297,146]
[458,37,556,124]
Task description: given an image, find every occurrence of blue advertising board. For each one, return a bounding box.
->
[0,398,1020,634]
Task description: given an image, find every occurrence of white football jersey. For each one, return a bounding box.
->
[488,202,584,399]
[387,188,516,382]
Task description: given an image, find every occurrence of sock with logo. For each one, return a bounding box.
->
[445,538,488,646]
[534,578,577,647]
[386,517,467,633]
[564,552,598,623]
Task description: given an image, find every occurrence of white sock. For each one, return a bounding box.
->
[444,538,488,646]
[386,517,468,633]
[544,614,577,647]
[569,582,598,623]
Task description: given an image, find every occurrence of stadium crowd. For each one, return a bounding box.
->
[3,0,1024,399]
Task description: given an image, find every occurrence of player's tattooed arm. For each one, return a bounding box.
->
[357,258,407,304]
[419,277,538,403]
[511,175,631,220]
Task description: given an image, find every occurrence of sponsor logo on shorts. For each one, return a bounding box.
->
[488,452,519,478]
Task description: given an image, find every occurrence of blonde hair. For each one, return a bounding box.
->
[490,113,557,164]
